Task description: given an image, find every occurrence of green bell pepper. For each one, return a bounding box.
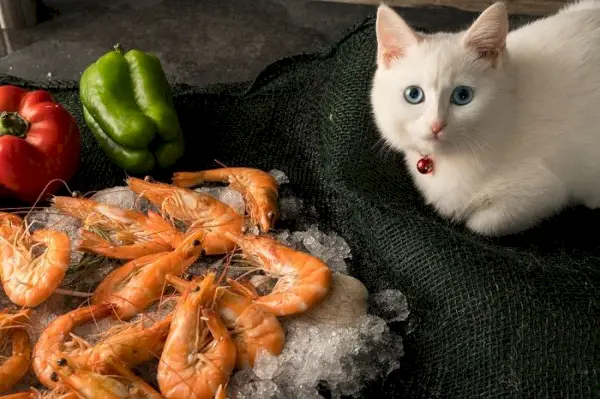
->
[80,44,185,173]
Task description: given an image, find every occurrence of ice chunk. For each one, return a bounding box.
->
[244,225,261,236]
[91,186,149,211]
[279,196,305,222]
[195,186,245,215]
[26,207,83,265]
[233,379,285,399]
[287,225,352,274]
[235,314,405,399]
[254,349,280,380]
[274,229,295,248]
[269,169,289,185]
[370,289,410,323]
[229,368,324,399]
[26,206,80,240]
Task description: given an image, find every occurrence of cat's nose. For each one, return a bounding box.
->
[430,120,447,136]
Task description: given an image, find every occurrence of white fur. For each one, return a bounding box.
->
[371,1,600,236]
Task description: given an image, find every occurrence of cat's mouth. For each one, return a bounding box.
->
[413,136,442,155]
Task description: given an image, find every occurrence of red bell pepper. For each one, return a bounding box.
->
[0,85,81,204]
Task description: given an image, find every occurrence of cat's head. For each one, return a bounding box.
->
[371,2,510,156]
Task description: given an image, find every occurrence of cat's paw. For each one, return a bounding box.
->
[464,202,526,237]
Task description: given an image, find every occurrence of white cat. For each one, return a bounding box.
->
[370,0,600,236]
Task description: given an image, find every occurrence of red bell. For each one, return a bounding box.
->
[416,157,434,174]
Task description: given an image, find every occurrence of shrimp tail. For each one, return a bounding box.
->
[125,177,169,207]
[170,171,209,188]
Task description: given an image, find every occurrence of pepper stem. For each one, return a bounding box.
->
[0,111,29,138]
[114,43,125,54]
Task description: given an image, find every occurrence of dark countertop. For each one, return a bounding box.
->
[0,0,535,87]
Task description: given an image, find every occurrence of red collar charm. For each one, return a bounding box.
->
[416,155,434,174]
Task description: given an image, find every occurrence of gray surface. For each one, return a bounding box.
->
[0,0,535,86]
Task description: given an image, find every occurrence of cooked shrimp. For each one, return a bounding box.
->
[172,167,280,233]
[157,273,236,399]
[0,328,32,393]
[49,353,163,399]
[224,231,333,316]
[0,389,75,399]
[0,228,71,308]
[0,309,32,393]
[52,196,182,260]
[0,392,36,399]
[0,391,41,399]
[81,313,173,374]
[32,303,115,389]
[92,229,206,320]
[126,177,243,255]
[0,212,25,242]
[167,274,285,369]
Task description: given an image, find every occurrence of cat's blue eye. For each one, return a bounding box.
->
[404,86,424,104]
[451,86,473,105]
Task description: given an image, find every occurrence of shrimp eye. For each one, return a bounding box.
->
[183,273,193,281]
[50,372,59,382]
[193,239,201,247]
[57,358,67,367]
[267,211,274,219]
[144,175,153,182]
[193,286,201,292]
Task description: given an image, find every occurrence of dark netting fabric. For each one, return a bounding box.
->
[1,15,599,399]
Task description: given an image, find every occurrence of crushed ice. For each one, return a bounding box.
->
[269,168,290,185]
[90,185,147,211]
[370,289,411,324]
[274,225,352,274]
[3,169,411,397]
[231,314,405,399]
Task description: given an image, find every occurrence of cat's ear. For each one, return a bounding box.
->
[375,4,420,69]
[463,2,509,65]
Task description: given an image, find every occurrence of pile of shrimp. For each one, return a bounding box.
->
[0,167,335,399]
